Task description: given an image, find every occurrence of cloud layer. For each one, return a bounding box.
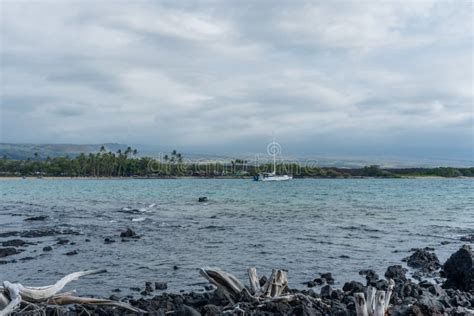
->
[1,1,472,160]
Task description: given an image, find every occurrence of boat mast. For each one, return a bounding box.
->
[273,136,276,175]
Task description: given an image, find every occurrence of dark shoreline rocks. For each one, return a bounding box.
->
[0,228,80,238]
[1,239,33,247]
[403,248,441,272]
[6,245,474,315]
[0,247,22,258]
[120,228,140,239]
[443,244,473,292]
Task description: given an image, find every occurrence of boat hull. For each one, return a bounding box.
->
[254,174,293,181]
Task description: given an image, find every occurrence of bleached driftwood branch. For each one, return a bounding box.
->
[199,267,245,303]
[0,269,145,315]
[7,269,106,303]
[354,281,394,316]
[200,267,394,316]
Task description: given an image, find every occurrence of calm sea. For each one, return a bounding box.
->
[0,178,472,296]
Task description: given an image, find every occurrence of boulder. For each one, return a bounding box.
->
[342,281,365,293]
[320,272,335,284]
[359,269,379,285]
[443,245,473,291]
[385,265,408,282]
[155,282,168,290]
[460,234,474,242]
[120,228,140,239]
[0,247,21,258]
[104,237,115,244]
[320,285,332,298]
[403,249,441,272]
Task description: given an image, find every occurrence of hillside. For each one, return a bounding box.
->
[0,143,129,160]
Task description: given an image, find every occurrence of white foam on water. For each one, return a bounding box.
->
[132,217,146,222]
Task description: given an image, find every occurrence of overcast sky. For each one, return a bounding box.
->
[1,1,472,160]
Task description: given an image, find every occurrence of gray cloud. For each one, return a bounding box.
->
[0,0,472,161]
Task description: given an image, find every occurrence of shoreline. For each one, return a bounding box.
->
[0,175,470,180]
[2,244,473,315]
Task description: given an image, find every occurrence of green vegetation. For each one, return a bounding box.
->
[0,152,472,178]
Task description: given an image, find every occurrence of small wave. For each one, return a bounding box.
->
[132,217,146,222]
[198,225,227,231]
[339,225,381,233]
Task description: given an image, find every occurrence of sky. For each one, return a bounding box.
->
[0,0,473,161]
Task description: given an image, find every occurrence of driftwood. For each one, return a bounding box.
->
[0,285,20,316]
[200,267,288,301]
[47,295,145,313]
[200,267,395,316]
[6,269,106,303]
[199,267,245,303]
[0,269,145,315]
[354,281,394,316]
[261,269,288,298]
[247,267,261,295]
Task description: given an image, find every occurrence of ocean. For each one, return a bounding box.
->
[0,178,472,296]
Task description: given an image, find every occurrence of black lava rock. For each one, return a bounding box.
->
[1,239,29,247]
[342,280,365,293]
[460,234,474,242]
[320,272,335,284]
[155,282,168,290]
[403,248,441,272]
[120,228,140,239]
[24,215,48,221]
[0,247,21,258]
[359,269,379,285]
[198,197,208,202]
[320,284,332,298]
[443,244,473,291]
[385,265,408,282]
[104,237,115,244]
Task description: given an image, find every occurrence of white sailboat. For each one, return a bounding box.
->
[254,139,292,181]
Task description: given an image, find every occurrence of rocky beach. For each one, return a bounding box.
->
[1,225,473,315]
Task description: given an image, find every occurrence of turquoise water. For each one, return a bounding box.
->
[0,178,473,295]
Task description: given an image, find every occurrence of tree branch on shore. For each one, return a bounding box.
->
[0,269,146,315]
[200,267,394,316]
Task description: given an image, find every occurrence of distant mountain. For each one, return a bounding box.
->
[1,143,471,168]
[0,143,129,160]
